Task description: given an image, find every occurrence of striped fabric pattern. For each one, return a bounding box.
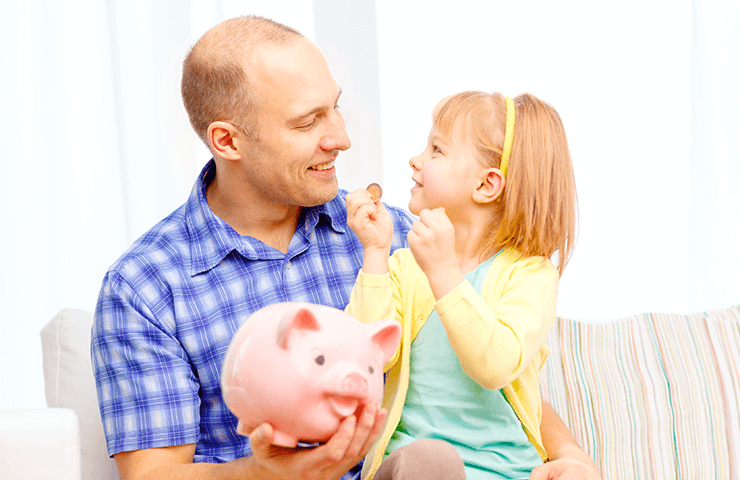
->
[540,305,740,479]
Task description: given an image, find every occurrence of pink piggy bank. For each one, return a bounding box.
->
[221,302,401,448]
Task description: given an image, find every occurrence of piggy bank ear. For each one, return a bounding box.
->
[276,306,321,349]
[367,320,402,364]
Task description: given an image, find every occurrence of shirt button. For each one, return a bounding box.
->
[285,262,292,270]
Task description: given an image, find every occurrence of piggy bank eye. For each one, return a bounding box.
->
[314,355,325,366]
[368,365,374,374]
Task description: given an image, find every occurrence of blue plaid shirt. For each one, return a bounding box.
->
[91,160,414,478]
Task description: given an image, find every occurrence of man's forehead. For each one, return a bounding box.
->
[249,42,340,118]
[248,39,323,83]
[288,87,343,121]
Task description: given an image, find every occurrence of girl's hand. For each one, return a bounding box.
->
[346,188,393,250]
[408,208,463,299]
[346,188,393,274]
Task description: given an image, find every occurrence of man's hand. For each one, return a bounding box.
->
[534,401,602,480]
[114,403,386,480]
[529,457,602,480]
[248,403,387,480]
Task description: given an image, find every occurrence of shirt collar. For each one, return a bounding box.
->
[185,160,348,276]
[301,190,348,236]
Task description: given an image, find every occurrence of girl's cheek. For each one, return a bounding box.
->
[421,166,442,192]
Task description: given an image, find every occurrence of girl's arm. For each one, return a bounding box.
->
[406,208,465,299]
[345,189,403,369]
[345,188,393,275]
[345,188,398,322]
[345,267,404,371]
[434,256,558,390]
[407,207,557,389]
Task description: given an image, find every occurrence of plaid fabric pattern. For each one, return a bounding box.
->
[91,160,414,475]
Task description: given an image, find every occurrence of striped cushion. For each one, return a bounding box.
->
[541,305,740,479]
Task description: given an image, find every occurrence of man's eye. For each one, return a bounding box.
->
[299,119,317,130]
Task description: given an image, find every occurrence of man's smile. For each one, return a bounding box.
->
[309,160,335,171]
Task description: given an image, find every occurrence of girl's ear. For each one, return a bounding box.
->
[473,168,505,204]
[208,121,243,161]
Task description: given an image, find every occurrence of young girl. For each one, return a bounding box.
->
[345,91,577,480]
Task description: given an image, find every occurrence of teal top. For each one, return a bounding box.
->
[385,255,543,479]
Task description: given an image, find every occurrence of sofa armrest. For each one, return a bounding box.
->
[41,308,120,480]
[0,408,81,480]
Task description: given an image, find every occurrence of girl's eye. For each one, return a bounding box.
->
[314,355,325,365]
[432,145,441,154]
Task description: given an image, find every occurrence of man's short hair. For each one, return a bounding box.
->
[181,15,303,145]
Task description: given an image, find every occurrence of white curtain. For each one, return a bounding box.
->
[689,0,740,313]
[1,0,738,411]
[376,0,697,320]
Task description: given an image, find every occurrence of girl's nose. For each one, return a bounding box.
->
[409,153,422,171]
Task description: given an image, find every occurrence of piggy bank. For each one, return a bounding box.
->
[221,302,401,448]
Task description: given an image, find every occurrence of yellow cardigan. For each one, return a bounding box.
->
[346,248,558,479]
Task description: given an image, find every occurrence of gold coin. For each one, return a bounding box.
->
[366,182,383,202]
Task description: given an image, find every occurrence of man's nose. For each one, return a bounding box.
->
[320,109,351,152]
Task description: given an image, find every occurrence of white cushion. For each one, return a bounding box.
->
[0,408,81,480]
[541,306,740,479]
[41,308,120,480]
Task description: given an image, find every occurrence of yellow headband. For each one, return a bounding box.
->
[500,96,516,177]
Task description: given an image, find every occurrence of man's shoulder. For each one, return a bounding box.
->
[386,202,415,224]
[107,204,192,281]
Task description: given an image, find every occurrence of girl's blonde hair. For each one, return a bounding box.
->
[432,91,577,275]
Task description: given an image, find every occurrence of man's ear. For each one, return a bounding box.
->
[472,168,505,204]
[208,121,243,161]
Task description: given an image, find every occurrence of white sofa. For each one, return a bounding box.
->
[40,309,119,480]
[539,307,740,478]
[1,306,738,480]
[0,408,82,480]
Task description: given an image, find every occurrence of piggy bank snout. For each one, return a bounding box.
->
[325,371,372,419]
[340,372,369,397]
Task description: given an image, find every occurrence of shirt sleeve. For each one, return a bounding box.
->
[345,271,396,321]
[345,204,415,324]
[433,256,558,390]
[91,270,202,455]
[345,271,403,371]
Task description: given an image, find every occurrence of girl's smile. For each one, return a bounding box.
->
[407,129,482,218]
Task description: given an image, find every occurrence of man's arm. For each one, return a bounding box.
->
[530,401,601,480]
[114,404,386,480]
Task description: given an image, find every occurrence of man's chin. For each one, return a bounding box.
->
[301,185,339,207]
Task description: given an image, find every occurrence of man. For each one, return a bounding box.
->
[92,15,601,480]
